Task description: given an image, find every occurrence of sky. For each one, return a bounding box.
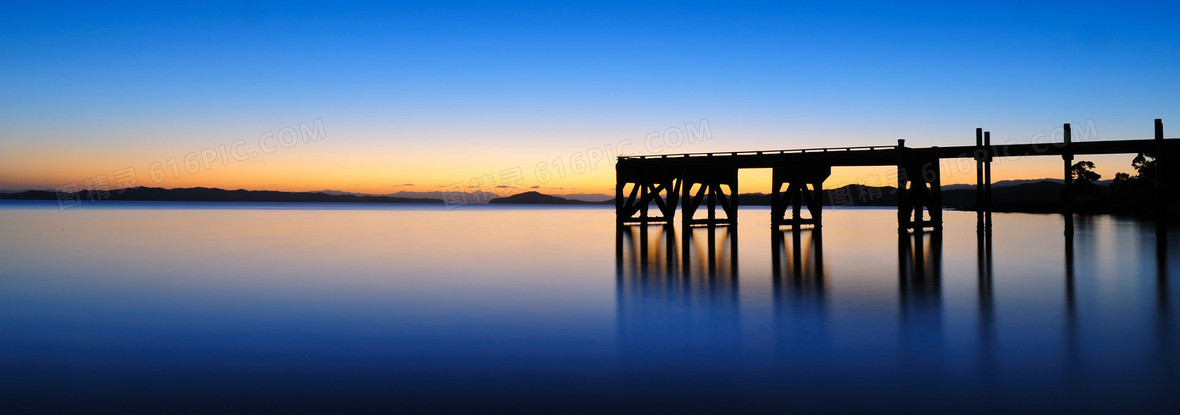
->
[2,0,1179,196]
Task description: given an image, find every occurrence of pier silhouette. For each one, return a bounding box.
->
[617,119,1178,238]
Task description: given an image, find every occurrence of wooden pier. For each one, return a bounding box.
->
[616,119,1178,234]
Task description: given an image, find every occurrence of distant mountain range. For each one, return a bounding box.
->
[0,179,1137,214]
[3,179,1087,205]
[313,189,614,203]
[316,189,502,203]
[0,187,442,204]
[941,178,1113,190]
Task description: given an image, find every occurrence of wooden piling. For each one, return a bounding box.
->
[897,139,908,231]
[984,131,992,232]
[1063,123,1074,234]
[1156,119,1167,251]
[976,128,984,232]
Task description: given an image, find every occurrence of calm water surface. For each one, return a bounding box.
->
[1,201,1177,413]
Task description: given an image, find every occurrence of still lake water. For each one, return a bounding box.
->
[1,200,1177,413]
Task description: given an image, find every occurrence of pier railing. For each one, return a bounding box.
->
[617,145,898,160]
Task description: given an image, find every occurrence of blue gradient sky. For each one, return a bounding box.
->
[2,1,1178,194]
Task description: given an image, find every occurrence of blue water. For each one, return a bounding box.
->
[1,201,1177,413]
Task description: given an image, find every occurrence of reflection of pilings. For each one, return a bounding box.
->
[1066,228,1076,313]
[771,227,828,359]
[681,225,738,281]
[616,224,742,363]
[679,226,738,320]
[771,228,826,298]
[1154,227,1172,391]
[616,224,679,283]
[616,225,625,276]
[976,231,994,308]
[898,230,943,314]
[898,229,944,370]
[1065,227,1079,372]
[976,229,996,379]
[622,223,751,287]
[1158,238,1170,313]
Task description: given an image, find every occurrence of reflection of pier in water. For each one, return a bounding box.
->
[769,228,829,358]
[977,229,997,378]
[617,225,950,311]
[898,230,942,307]
[614,225,739,324]
[771,228,825,294]
[617,219,1173,379]
[615,225,740,363]
[614,224,738,283]
[897,229,944,368]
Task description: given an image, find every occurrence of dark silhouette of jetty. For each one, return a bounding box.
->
[616,119,1178,244]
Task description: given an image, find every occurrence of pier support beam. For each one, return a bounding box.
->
[897,140,943,231]
[681,165,739,226]
[616,160,680,225]
[770,165,831,228]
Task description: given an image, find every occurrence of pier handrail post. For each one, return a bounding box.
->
[930,146,943,229]
[615,159,624,225]
[984,132,993,232]
[897,139,908,231]
[1156,119,1167,251]
[976,128,984,232]
[1063,123,1074,235]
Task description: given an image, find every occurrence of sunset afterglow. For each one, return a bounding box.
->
[3,2,1177,196]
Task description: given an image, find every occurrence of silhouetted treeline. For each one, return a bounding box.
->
[732,153,1180,217]
[734,182,1072,210]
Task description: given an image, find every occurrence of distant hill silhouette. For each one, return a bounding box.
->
[308,189,617,203]
[559,193,614,202]
[314,189,502,203]
[0,187,442,204]
[6,182,1168,216]
[488,191,595,204]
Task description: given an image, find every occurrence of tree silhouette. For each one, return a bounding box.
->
[1114,152,1160,192]
[1070,161,1101,187]
[1111,172,1132,192]
[1105,151,1177,216]
[1131,152,1158,180]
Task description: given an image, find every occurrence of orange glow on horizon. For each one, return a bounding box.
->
[0,139,1144,196]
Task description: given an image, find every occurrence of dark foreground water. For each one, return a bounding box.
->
[1,201,1177,413]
